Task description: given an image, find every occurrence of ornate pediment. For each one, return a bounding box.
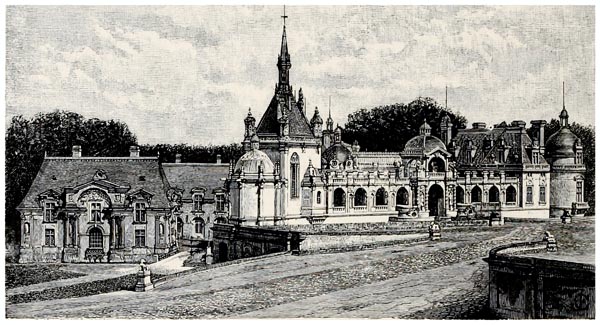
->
[78,188,112,208]
[126,189,155,206]
[66,179,130,194]
[38,189,61,201]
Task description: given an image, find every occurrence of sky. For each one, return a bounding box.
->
[5,6,595,145]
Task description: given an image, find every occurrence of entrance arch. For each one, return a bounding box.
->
[471,186,482,203]
[428,184,444,217]
[489,186,500,203]
[396,187,409,205]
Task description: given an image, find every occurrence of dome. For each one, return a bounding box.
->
[310,108,323,125]
[234,149,274,174]
[403,135,446,153]
[546,127,579,159]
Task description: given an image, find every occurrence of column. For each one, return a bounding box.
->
[63,217,68,247]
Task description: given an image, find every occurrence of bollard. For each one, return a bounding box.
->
[135,259,154,292]
[205,246,213,265]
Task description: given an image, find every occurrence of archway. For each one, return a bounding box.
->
[333,188,346,207]
[428,157,446,172]
[471,186,482,203]
[177,217,184,239]
[428,184,444,217]
[218,242,228,262]
[506,186,517,203]
[375,188,387,206]
[354,188,367,207]
[489,186,500,203]
[396,187,409,205]
[456,186,465,204]
[88,227,103,249]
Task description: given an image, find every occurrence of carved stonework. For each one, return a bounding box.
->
[78,188,111,207]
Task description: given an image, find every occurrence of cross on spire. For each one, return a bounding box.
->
[281,5,288,26]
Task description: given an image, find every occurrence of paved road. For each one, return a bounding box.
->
[7,223,547,319]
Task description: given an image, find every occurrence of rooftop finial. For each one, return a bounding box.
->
[329,95,332,118]
[281,5,288,26]
[445,85,448,110]
[562,81,565,109]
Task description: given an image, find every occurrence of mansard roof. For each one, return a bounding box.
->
[19,157,171,209]
[255,93,315,138]
[162,163,229,200]
[453,125,547,166]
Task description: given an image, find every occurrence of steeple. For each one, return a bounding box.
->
[326,95,334,131]
[277,6,291,92]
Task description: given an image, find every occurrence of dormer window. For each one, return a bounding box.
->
[576,151,583,165]
[43,202,56,222]
[90,202,102,222]
[532,152,539,164]
[193,194,204,212]
[215,194,226,212]
[135,202,146,223]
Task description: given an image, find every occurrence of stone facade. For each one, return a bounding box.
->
[226,21,588,226]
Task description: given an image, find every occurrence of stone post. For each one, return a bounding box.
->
[135,259,153,292]
[206,245,213,265]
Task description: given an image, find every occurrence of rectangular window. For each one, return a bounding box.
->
[135,203,146,223]
[215,194,225,212]
[532,152,539,164]
[44,202,56,222]
[193,195,203,211]
[576,181,583,202]
[291,164,299,198]
[526,186,533,204]
[539,186,546,204]
[576,151,583,164]
[90,203,102,222]
[135,229,146,247]
[45,229,55,246]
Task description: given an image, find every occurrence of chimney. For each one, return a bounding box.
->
[530,120,547,153]
[175,153,182,163]
[216,154,222,164]
[129,146,140,157]
[472,122,487,129]
[72,145,82,158]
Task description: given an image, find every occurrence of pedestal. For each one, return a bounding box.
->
[205,246,213,265]
[135,270,153,292]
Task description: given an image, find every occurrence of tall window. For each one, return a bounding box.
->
[135,203,146,223]
[45,229,55,246]
[135,229,146,247]
[44,202,56,222]
[290,153,300,198]
[89,228,103,249]
[506,186,517,203]
[576,151,583,164]
[159,223,165,238]
[576,181,583,202]
[316,191,322,204]
[90,203,102,222]
[215,194,226,212]
[526,186,533,204]
[539,186,546,204]
[333,188,346,207]
[489,186,500,203]
[375,188,387,206]
[195,218,205,234]
[193,194,203,211]
[397,188,409,205]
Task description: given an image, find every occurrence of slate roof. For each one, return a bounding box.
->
[19,157,171,209]
[162,163,229,200]
[453,126,547,166]
[256,93,315,138]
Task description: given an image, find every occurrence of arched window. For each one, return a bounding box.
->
[471,186,482,203]
[456,186,465,204]
[290,153,300,198]
[24,222,30,235]
[396,188,409,205]
[489,186,500,203]
[89,228,103,249]
[195,218,205,234]
[316,191,322,204]
[506,186,517,203]
[354,188,367,207]
[375,188,387,206]
[428,157,446,172]
[333,188,346,207]
[159,223,165,237]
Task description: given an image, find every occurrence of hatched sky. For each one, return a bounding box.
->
[6,6,595,145]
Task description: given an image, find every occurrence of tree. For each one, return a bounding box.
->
[139,143,244,164]
[528,119,595,215]
[343,97,468,152]
[5,110,138,244]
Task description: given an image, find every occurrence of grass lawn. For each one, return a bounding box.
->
[5,264,86,290]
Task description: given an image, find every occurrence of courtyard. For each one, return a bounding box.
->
[5,219,595,319]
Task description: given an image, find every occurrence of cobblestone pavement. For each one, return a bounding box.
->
[7,223,548,319]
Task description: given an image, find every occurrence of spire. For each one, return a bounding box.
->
[277,6,291,91]
[560,81,569,127]
[326,95,334,131]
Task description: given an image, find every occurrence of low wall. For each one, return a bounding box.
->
[301,233,428,254]
[267,219,490,235]
[485,241,595,319]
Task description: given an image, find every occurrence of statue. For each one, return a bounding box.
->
[428,222,441,240]
[135,259,153,292]
[543,231,557,252]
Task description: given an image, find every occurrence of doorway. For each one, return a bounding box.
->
[428,184,444,217]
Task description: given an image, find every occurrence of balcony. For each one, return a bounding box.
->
[427,172,446,179]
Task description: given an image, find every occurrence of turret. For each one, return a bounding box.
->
[310,106,323,138]
[334,125,342,144]
[420,120,432,136]
[297,88,305,115]
[440,113,453,146]
[277,25,291,94]
[243,108,256,152]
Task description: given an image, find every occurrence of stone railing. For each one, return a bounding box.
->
[353,206,367,212]
[373,205,389,211]
[332,207,345,213]
[427,172,446,178]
